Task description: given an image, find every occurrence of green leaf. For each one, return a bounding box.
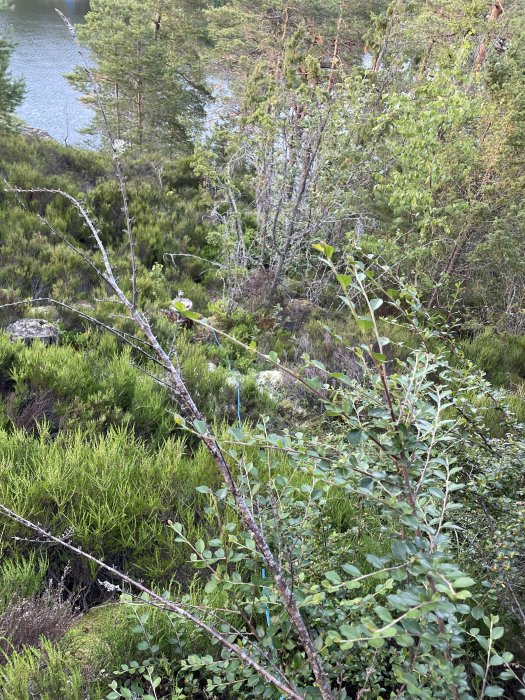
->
[453,577,476,588]
[391,540,407,559]
[193,419,208,435]
[339,624,359,640]
[374,605,393,623]
[369,298,383,311]
[205,578,218,594]
[357,316,374,332]
[490,655,505,666]
[337,274,353,289]
[229,426,244,441]
[311,360,326,371]
[324,571,342,585]
[395,634,414,647]
[472,605,484,620]
[342,564,361,577]
[347,430,366,446]
[370,351,387,363]
[173,302,200,320]
[471,662,484,679]
[366,554,386,569]
[484,686,504,697]
[195,539,205,554]
[368,637,386,649]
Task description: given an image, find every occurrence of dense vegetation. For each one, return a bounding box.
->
[0,1,524,698]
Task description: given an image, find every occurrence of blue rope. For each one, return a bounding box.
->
[261,567,272,627]
[212,329,282,698]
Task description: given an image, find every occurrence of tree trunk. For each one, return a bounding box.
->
[474,2,504,72]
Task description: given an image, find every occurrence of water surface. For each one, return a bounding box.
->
[0,0,93,146]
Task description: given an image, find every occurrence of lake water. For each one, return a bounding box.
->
[0,0,93,147]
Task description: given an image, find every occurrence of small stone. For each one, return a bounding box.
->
[6,318,59,346]
[226,371,242,388]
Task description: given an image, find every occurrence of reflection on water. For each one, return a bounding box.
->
[0,0,94,146]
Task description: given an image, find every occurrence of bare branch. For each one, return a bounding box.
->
[0,503,304,700]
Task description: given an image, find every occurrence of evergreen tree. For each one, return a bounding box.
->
[0,38,24,129]
[71,0,209,154]
[207,0,388,82]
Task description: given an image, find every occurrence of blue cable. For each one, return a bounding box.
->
[261,567,272,627]
[212,329,282,698]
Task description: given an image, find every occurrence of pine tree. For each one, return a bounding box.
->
[207,0,388,80]
[0,38,24,129]
[70,0,209,154]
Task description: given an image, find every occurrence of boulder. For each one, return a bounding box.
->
[6,319,59,346]
[256,369,287,399]
[20,125,55,141]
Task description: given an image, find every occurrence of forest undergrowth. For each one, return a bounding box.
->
[0,1,524,698]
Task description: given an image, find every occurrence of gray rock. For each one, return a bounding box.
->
[6,319,59,346]
[20,125,55,141]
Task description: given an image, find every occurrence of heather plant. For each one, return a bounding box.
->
[0,554,47,613]
[0,428,219,592]
[0,580,78,658]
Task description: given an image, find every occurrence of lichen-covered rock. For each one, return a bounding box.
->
[256,369,287,399]
[6,319,59,345]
